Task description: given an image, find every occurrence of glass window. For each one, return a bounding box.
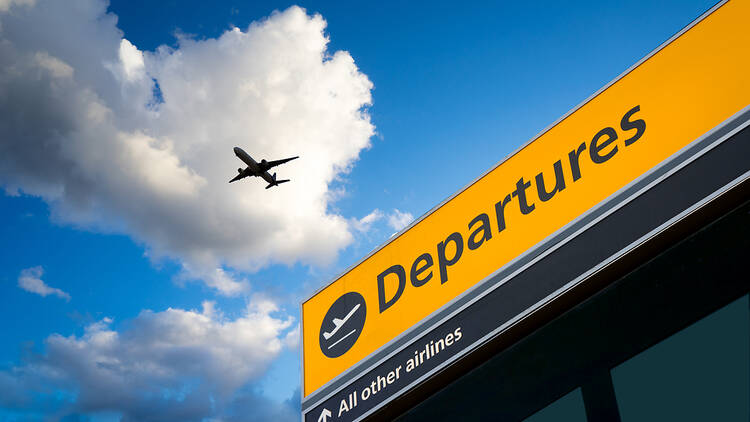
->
[523,388,587,422]
[612,295,749,422]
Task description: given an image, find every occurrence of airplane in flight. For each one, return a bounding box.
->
[229,147,299,189]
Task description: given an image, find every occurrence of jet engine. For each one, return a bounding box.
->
[237,168,243,174]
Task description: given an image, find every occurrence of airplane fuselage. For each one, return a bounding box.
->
[233,147,276,184]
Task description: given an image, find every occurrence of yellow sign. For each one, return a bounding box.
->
[302,0,750,397]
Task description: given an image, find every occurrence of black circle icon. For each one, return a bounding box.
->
[319,292,366,358]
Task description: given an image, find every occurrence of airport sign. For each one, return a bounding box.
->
[302,1,750,418]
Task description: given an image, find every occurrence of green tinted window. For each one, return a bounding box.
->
[524,388,587,422]
[612,295,749,422]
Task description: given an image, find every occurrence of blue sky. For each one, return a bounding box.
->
[0,0,716,420]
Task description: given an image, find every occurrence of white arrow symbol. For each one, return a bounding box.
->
[318,408,332,422]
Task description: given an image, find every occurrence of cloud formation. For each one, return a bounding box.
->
[0,0,34,12]
[17,266,71,301]
[0,0,375,294]
[387,208,414,231]
[351,208,415,236]
[350,209,384,233]
[0,299,298,421]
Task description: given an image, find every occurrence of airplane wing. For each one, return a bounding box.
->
[229,172,246,183]
[264,156,299,169]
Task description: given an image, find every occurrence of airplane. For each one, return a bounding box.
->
[323,303,361,340]
[229,147,299,189]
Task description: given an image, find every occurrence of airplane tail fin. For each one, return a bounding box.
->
[265,173,290,189]
[265,179,290,189]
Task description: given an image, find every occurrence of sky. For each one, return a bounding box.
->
[0,0,717,421]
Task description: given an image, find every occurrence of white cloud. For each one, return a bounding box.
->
[177,264,250,296]
[0,0,375,294]
[350,209,383,233]
[17,266,70,301]
[33,51,73,79]
[0,0,34,12]
[284,324,300,349]
[387,208,414,232]
[0,298,297,421]
[349,208,414,241]
[118,39,145,82]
